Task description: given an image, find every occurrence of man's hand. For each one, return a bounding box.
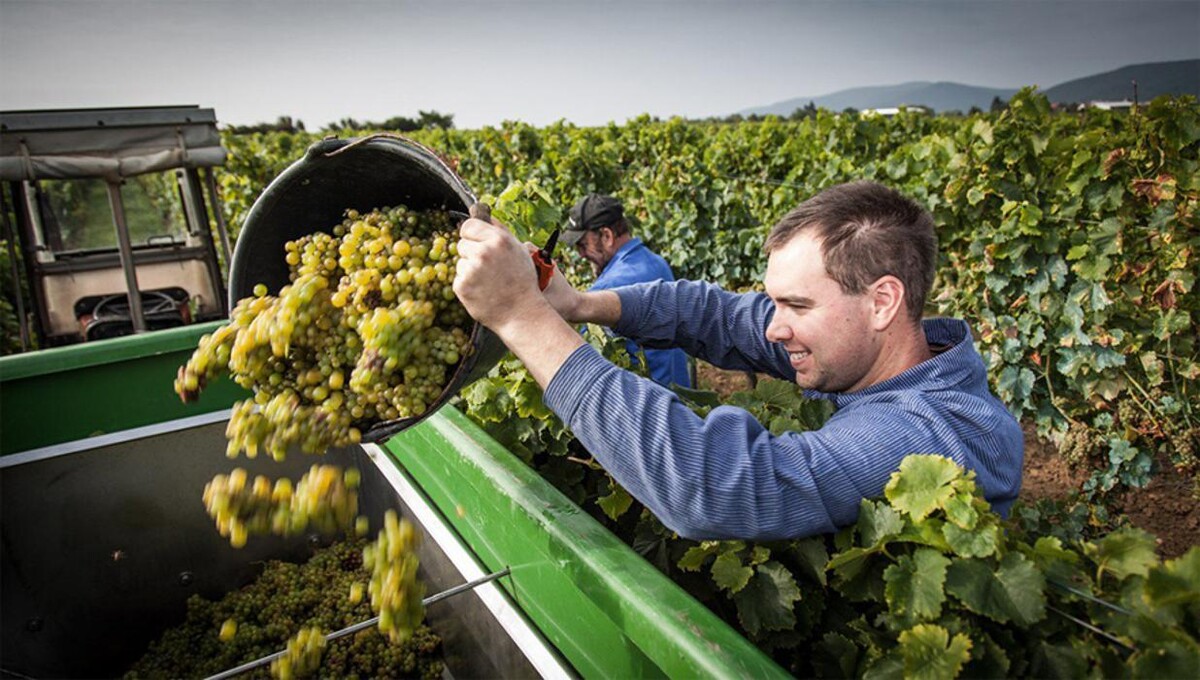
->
[454,216,588,389]
[453,216,549,335]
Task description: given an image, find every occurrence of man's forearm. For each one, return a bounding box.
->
[492,301,589,388]
[565,289,622,326]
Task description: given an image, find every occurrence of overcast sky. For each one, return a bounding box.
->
[1,0,1197,129]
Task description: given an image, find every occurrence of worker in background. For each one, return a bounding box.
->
[561,194,691,389]
[453,181,1023,541]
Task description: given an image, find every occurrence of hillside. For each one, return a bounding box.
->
[742,81,1017,116]
[740,58,1199,115]
[1042,59,1200,103]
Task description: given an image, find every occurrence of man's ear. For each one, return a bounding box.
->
[869,275,906,330]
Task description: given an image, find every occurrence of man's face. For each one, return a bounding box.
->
[763,232,880,393]
[574,228,615,276]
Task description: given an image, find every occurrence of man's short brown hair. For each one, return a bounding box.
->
[764,181,937,320]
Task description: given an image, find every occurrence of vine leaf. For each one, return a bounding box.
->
[1030,640,1088,679]
[712,551,754,594]
[943,521,999,558]
[1024,536,1083,584]
[677,541,719,572]
[509,377,553,420]
[898,624,973,680]
[733,561,803,637]
[814,632,861,679]
[1129,640,1200,680]
[884,548,951,625]
[1084,527,1158,581]
[1143,547,1200,614]
[945,553,1046,626]
[460,378,511,421]
[858,499,905,547]
[884,455,960,521]
[789,538,830,587]
[942,493,978,530]
[596,482,634,522]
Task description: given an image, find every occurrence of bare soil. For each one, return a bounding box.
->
[695,363,1200,558]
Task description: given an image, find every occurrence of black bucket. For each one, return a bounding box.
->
[228,134,507,442]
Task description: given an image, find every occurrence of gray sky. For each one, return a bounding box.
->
[1,0,1197,129]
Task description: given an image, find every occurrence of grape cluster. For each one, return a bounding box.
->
[174,205,473,459]
[270,626,326,679]
[202,465,360,548]
[126,540,444,679]
[364,510,426,643]
[1059,421,1103,468]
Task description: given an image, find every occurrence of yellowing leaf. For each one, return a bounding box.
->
[885,455,962,521]
[677,541,719,572]
[898,624,973,680]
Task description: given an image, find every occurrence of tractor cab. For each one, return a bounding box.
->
[0,106,232,346]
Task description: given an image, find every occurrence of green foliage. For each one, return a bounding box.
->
[636,453,1199,677]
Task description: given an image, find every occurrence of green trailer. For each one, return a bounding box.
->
[0,324,788,678]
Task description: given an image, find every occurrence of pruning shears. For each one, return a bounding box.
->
[532,228,560,291]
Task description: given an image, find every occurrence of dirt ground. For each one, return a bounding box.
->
[695,363,1200,558]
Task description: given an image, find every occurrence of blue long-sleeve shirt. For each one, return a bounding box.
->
[542,279,1024,541]
[590,238,692,388]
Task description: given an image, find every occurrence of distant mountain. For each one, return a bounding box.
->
[738,59,1199,116]
[741,82,1017,116]
[1042,59,1199,103]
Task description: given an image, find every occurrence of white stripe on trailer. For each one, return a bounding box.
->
[361,442,573,680]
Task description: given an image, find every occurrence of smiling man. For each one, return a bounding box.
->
[453,181,1023,540]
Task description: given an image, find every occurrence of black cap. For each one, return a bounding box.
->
[563,194,623,246]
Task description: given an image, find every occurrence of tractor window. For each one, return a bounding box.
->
[37,178,110,251]
[38,172,189,253]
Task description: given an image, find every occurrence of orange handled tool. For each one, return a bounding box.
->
[456,203,558,290]
[532,228,560,291]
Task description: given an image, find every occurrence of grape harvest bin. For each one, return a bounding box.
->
[0,323,788,678]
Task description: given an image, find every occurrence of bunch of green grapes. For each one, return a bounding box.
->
[364,510,425,643]
[126,539,444,679]
[174,204,474,460]
[203,465,361,548]
[289,464,360,535]
[270,627,326,680]
[1058,421,1103,468]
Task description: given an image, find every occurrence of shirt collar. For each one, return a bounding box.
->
[598,237,643,275]
[803,318,982,408]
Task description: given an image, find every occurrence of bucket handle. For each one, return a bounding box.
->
[321,132,467,190]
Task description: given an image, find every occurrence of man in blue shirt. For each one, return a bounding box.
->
[561,194,691,388]
[453,181,1023,541]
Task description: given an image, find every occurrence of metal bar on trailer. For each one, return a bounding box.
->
[105,180,146,332]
